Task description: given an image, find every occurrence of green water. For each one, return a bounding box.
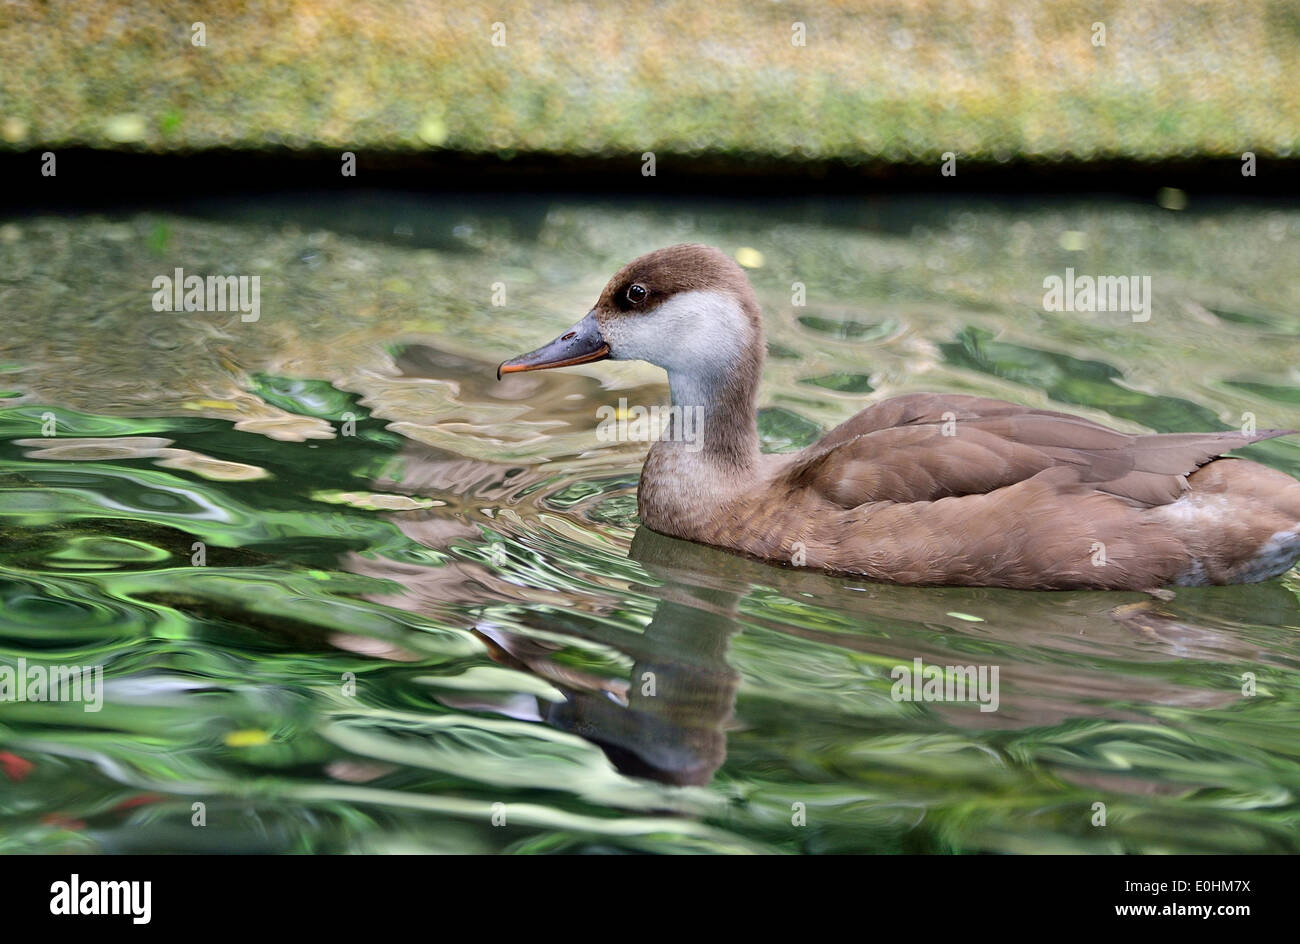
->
[2,194,1300,853]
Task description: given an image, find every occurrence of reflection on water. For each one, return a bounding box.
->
[2,194,1300,853]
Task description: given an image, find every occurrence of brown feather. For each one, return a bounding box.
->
[784,394,1294,508]
[580,247,1300,589]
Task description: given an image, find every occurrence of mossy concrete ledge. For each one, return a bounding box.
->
[1,1,1297,160]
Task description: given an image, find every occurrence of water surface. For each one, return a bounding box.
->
[2,193,1299,853]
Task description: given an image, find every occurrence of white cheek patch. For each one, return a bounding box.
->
[601,290,750,376]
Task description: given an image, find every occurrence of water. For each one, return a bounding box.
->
[2,193,1299,853]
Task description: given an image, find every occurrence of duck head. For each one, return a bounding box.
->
[497,244,765,404]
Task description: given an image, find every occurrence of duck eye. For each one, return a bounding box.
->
[626,283,647,304]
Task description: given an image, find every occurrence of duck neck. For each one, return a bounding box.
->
[657,358,761,472]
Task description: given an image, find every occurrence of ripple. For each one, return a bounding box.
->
[3,199,1300,853]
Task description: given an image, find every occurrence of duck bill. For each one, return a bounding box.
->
[497,312,611,379]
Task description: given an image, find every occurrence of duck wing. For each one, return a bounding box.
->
[782,393,1293,508]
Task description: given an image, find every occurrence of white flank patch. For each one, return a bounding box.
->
[1171,560,1211,587]
[1154,492,1230,525]
[1237,527,1300,583]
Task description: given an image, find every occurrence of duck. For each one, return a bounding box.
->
[498,244,1300,590]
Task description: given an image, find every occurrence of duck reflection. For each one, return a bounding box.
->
[476,527,743,786]
[332,343,1297,789]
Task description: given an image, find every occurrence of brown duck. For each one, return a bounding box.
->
[499,244,1300,590]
